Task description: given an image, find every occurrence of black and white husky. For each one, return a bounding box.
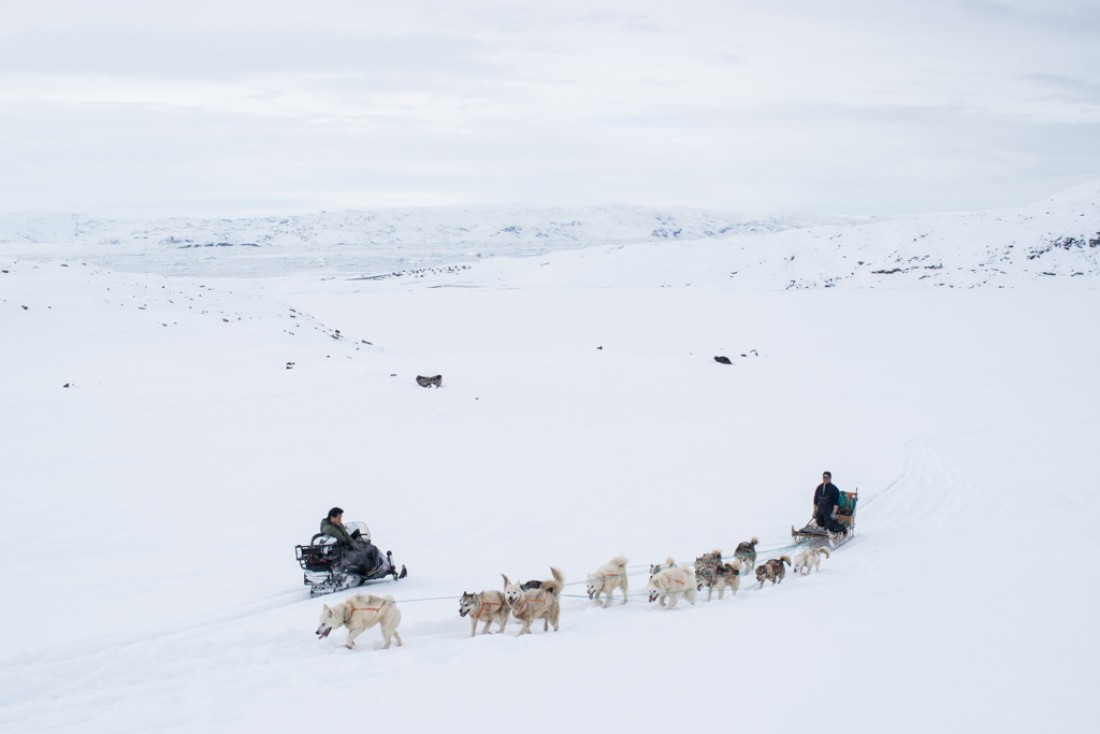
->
[733,536,759,573]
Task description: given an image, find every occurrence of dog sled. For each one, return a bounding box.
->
[295,521,407,597]
[792,490,858,549]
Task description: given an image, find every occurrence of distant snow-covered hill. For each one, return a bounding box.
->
[0,205,832,278]
[1,182,1097,286]
[417,182,1100,290]
[742,181,1100,289]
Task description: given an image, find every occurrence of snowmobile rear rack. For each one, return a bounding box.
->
[295,521,407,597]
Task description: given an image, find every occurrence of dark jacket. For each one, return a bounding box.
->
[813,482,841,516]
[320,517,385,574]
[319,517,354,546]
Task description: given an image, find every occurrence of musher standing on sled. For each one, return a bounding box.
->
[812,471,848,537]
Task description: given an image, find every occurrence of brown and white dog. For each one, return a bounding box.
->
[502,567,564,634]
[755,556,792,589]
[586,555,629,607]
[647,563,697,608]
[316,593,403,650]
[694,550,741,601]
[794,547,831,575]
[458,590,510,636]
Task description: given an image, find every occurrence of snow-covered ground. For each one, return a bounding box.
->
[1,187,1097,732]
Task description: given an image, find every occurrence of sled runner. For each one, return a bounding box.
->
[295,521,407,597]
[791,490,858,549]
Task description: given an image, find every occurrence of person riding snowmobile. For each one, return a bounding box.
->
[320,507,398,579]
[320,506,356,546]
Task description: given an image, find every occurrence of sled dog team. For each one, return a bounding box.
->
[317,539,832,650]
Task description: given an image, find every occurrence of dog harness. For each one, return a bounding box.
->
[475,598,502,619]
[511,593,547,611]
[345,601,386,622]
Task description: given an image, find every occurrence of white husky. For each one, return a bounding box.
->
[502,567,564,635]
[794,547,831,575]
[586,555,629,607]
[646,564,697,609]
[316,593,403,650]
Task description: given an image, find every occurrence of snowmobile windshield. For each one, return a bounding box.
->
[345,521,370,542]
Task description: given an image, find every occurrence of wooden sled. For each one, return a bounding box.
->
[792,490,858,548]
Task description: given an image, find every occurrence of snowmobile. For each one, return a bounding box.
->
[295,521,407,597]
[791,489,858,549]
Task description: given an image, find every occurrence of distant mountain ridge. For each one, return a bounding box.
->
[0,184,1097,286]
[0,205,840,277]
[424,183,1100,289]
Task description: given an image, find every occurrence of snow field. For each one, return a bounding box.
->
[2,215,1098,732]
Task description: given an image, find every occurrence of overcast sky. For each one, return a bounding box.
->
[1,0,1098,218]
